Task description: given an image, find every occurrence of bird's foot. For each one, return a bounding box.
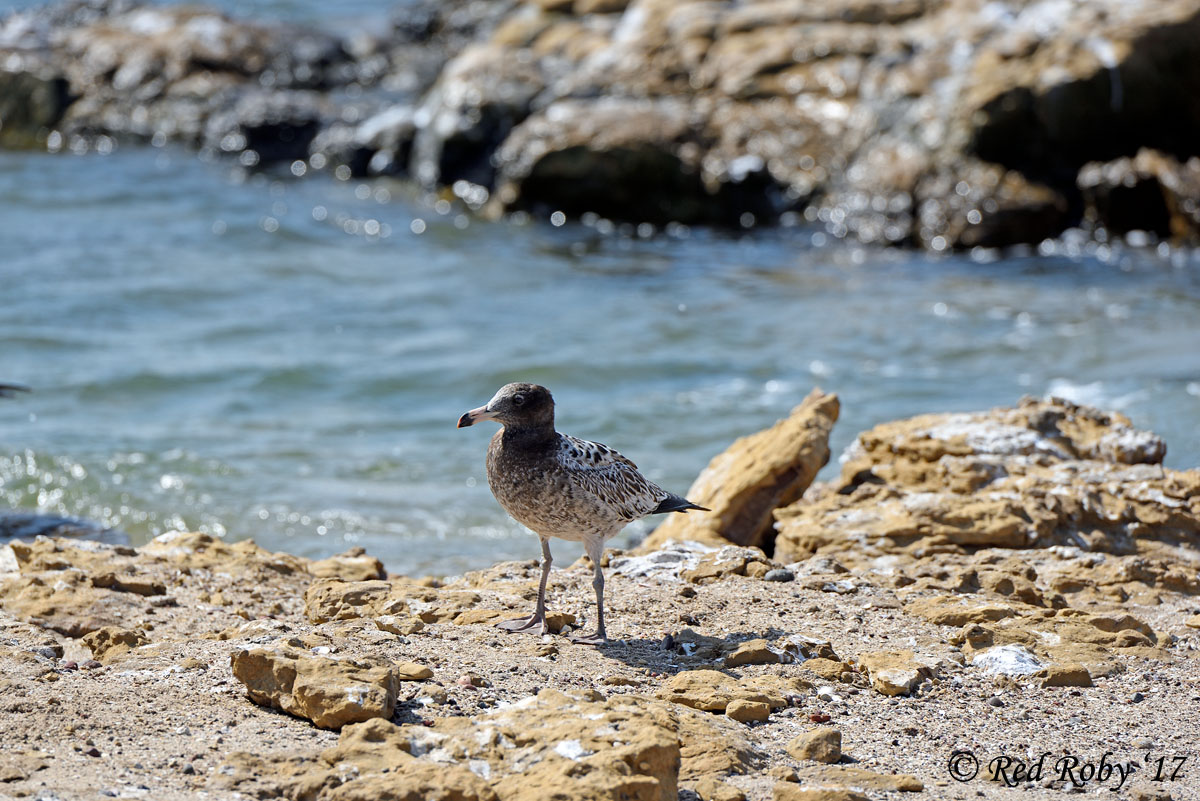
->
[495,613,543,633]
[568,629,607,646]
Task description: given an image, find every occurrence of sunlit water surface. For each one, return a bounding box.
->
[2,1,1200,574]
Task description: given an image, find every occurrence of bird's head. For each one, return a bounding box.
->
[457,383,554,430]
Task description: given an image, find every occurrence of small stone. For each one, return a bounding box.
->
[1130,692,1146,703]
[1037,664,1093,688]
[1133,737,1154,750]
[725,699,770,724]
[181,764,196,775]
[84,747,101,758]
[769,766,799,782]
[81,660,102,670]
[457,673,489,688]
[764,569,795,582]
[809,712,831,724]
[786,727,842,764]
[987,696,1004,707]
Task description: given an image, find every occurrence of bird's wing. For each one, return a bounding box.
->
[557,434,669,521]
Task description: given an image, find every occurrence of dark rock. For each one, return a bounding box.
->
[1078,149,1200,240]
[764,569,795,583]
[0,512,128,545]
[0,65,74,147]
[411,43,546,188]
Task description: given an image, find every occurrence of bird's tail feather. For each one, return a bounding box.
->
[653,494,709,514]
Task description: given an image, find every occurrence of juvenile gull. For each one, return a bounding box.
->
[457,382,707,644]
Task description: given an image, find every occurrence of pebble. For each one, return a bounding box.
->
[84,747,102,758]
[987,696,1004,707]
[1130,692,1145,703]
[457,673,489,688]
[764,569,795,582]
[809,712,831,723]
[81,660,102,670]
[1133,738,1154,750]
[181,764,195,775]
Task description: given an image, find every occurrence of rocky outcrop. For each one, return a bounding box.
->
[5,0,1200,246]
[639,389,837,553]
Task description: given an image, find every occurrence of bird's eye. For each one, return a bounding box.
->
[512,394,525,406]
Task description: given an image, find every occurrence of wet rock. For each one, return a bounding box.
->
[641,389,838,552]
[786,727,842,764]
[857,650,930,697]
[230,644,417,730]
[82,625,149,664]
[412,42,546,188]
[1079,148,1200,241]
[0,65,73,148]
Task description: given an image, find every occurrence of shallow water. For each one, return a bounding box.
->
[3,1,1200,575]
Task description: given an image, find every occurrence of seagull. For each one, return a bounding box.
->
[457,382,707,644]
[0,384,30,399]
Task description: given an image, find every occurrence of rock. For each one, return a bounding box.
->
[774,787,867,801]
[774,396,1186,566]
[0,67,73,148]
[1036,663,1094,688]
[793,764,923,792]
[82,626,149,664]
[1186,615,1200,629]
[684,777,747,801]
[0,749,50,782]
[969,644,1044,677]
[308,547,386,581]
[725,699,770,724]
[219,689,762,801]
[723,638,785,668]
[640,389,838,552]
[412,42,546,188]
[786,728,842,764]
[857,650,930,697]
[230,645,410,730]
[657,669,808,712]
[374,614,425,635]
[763,569,795,582]
[800,658,851,681]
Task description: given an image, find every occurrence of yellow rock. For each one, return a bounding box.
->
[725,699,770,723]
[82,626,149,664]
[786,728,842,764]
[640,389,838,552]
[307,547,386,582]
[230,645,407,730]
[858,650,930,697]
[1037,663,1093,688]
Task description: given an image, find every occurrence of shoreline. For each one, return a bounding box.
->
[1,393,1198,800]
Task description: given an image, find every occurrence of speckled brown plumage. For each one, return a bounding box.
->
[457,382,707,643]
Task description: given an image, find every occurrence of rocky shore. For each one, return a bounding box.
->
[3,0,1200,248]
[1,393,1198,800]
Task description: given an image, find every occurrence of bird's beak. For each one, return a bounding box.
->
[457,405,496,428]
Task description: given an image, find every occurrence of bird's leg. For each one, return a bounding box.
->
[569,539,607,645]
[496,538,552,633]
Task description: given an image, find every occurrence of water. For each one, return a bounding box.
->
[3,6,1200,576]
